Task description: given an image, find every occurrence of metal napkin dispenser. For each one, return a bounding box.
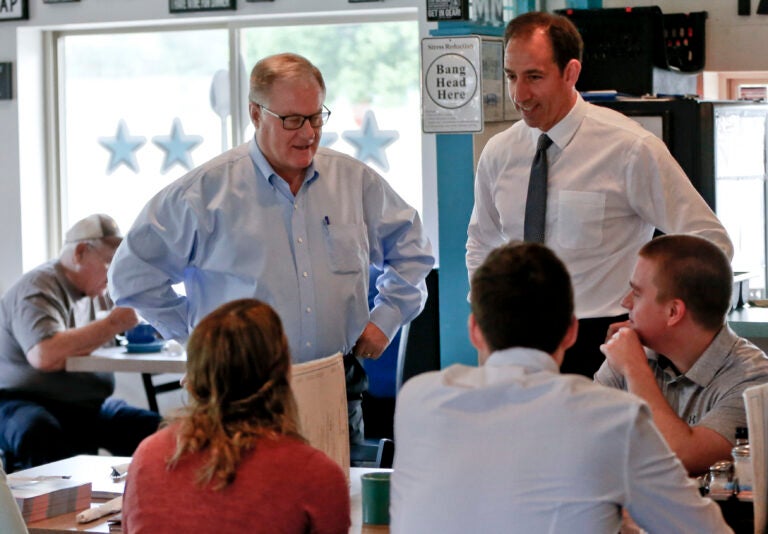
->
[732,272,756,310]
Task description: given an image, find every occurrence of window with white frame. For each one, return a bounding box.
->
[55,17,422,243]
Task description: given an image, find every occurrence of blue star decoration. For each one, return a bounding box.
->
[98,120,146,174]
[341,111,399,172]
[152,118,203,173]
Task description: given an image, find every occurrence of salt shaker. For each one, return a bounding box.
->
[706,460,734,495]
[732,427,752,494]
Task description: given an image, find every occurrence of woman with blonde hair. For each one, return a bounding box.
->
[123,299,350,533]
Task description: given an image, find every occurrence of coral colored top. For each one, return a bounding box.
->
[123,425,350,534]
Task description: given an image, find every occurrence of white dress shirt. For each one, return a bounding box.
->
[466,94,733,319]
[391,347,731,534]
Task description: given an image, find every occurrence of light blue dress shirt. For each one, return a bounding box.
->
[108,139,434,363]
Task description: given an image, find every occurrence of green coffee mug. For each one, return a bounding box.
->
[361,472,391,525]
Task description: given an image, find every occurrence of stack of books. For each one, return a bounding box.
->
[8,476,91,523]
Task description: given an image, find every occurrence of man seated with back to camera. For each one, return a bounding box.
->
[390,241,729,534]
[0,214,160,469]
[597,234,768,476]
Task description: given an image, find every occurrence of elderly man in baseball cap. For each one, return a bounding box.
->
[0,214,160,470]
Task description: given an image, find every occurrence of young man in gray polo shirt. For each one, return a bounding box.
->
[596,234,768,475]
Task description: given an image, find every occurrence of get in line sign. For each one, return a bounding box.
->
[421,36,483,134]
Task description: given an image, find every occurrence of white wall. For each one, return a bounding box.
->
[0,0,767,290]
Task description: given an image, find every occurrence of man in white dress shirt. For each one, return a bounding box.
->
[466,11,732,378]
[391,241,730,534]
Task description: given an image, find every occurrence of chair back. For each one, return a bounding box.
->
[396,268,441,391]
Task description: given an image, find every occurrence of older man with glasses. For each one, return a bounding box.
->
[0,214,160,469]
[109,53,434,445]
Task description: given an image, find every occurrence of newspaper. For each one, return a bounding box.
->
[290,352,350,477]
[743,382,768,534]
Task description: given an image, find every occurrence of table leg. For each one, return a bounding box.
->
[141,373,159,413]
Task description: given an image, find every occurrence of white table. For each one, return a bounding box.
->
[66,346,186,412]
[17,455,389,533]
[13,455,129,534]
[66,346,186,375]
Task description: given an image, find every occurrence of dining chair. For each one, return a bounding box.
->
[350,438,394,469]
[396,268,441,391]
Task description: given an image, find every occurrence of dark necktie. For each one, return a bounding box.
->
[523,134,554,243]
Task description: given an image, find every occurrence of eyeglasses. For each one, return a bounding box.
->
[258,104,331,130]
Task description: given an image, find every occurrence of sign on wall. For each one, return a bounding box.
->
[426,0,469,21]
[169,0,236,13]
[0,0,29,21]
[421,36,483,133]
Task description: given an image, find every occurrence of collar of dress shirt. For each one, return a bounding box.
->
[438,347,559,391]
[485,346,560,374]
[528,91,585,152]
[248,138,319,190]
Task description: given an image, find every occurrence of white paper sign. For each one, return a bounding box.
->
[290,352,350,478]
[421,36,483,133]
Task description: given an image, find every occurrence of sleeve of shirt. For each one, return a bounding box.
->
[365,173,435,341]
[466,146,507,282]
[696,384,749,445]
[593,360,626,388]
[625,135,734,260]
[108,185,197,341]
[12,284,69,355]
[624,403,732,534]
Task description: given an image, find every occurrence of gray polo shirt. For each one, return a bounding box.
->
[0,260,114,408]
[595,325,768,444]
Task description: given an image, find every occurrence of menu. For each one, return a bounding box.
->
[743,383,768,532]
[290,353,350,478]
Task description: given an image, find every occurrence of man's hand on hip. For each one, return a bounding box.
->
[353,322,389,359]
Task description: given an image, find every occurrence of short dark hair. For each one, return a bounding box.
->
[639,235,732,331]
[470,242,573,354]
[504,11,583,72]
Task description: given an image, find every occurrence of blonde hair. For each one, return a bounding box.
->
[167,299,303,490]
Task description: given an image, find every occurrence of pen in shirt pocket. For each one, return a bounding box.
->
[323,216,330,226]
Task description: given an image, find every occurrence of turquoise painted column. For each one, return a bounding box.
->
[430,22,504,368]
[436,133,476,367]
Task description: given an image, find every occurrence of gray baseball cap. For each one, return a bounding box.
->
[64,214,122,244]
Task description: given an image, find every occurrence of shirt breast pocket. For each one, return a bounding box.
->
[323,223,368,274]
[556,191,606,249]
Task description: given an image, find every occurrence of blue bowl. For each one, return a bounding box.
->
[126,323,158,344]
